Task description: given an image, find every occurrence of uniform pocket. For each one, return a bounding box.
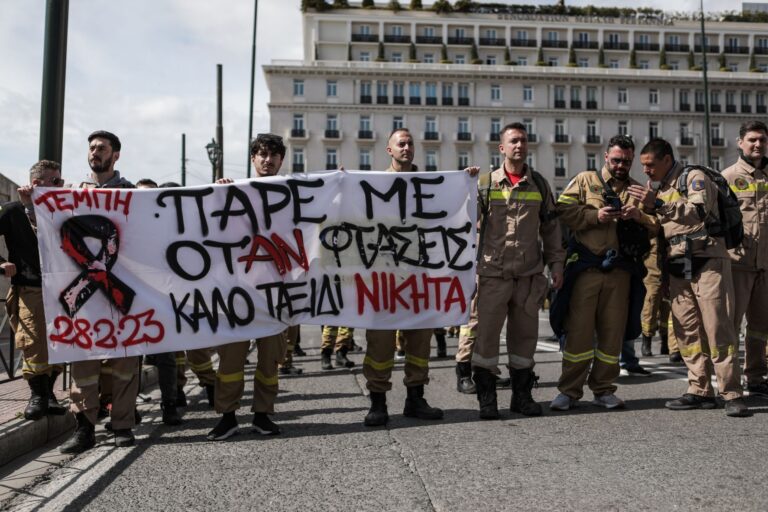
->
[524,274,549,316]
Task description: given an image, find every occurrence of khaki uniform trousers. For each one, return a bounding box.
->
[176,349,216,387]
[70,357,140,429]
[731,268,768,385]
[321,326,353,352]
[5,286,64,379]
[215,333,287,414]
[281,325,300,367]
[665,310,679,353]
[455,295,478,364]
[669,258,742,400]
[364,329,432,393]
[558,268,630,399]
[472,274,546,374]
[641,260,663,337]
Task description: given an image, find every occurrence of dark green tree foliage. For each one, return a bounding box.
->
[536,46,545,66]
[454,0,474,12]
[598,45,606,67]
[376,41,387,61]
[362,0,375,8]
[440,43,451,63]
[718,52,727,71]
[388,0,401,12]
[470,40,482,64]
[409,0,422,9]
[408,41,418,62]
[431,0,452,14]
[332,0,349,7]
[629,48,637,68]
[750,49,759,72]
[568,44,577,66]
[504,46,513,65]
[659,47,669,69]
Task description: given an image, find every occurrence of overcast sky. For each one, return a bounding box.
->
[0,0,740,187]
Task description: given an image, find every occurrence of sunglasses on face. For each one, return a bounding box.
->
[609,158,633,167]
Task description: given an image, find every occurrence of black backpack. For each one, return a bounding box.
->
[676,165,744,249]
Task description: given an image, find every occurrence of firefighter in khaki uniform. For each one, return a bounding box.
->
[206,134,290,440]
[362,128,478,426]
[320,326,355,370]
[633,138,750,416]
[722,120,768,396]
[551,135,658,411]
[472,122,565,419]
[639,237,668,356]
[175,349,216,406]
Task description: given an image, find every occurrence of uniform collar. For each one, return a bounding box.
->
[494,163,530,186]
[737,154,768,175]
[662,161,683,188]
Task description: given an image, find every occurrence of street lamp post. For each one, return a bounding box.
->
[206,138,222,183]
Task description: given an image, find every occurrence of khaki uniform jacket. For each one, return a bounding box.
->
[477,165,565,279]
[722,157,768,271]
[556,166,658,256]
[655,161,727,259]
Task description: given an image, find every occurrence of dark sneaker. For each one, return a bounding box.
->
[669,352,683,364]
[665,393,717,410]
[747,380,768,397]
[279,365,304,375]
[293,345,307,357]
[251,413,281,435]
[724,398,752,417]
[113,429,135,448]
[621,365,652,377]
[207,412,238,441]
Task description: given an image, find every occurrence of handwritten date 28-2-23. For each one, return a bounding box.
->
[49,309,165,349]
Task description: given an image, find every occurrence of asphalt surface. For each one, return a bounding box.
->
[2,316,768,512]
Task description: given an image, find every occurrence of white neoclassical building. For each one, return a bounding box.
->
[265,2,768,192]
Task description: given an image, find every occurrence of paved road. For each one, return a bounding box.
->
[2,316,768,511]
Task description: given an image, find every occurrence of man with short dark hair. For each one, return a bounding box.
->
[471,122,565,419]
[552,135,657,411]
[60,131,142,453]
[2,160,66,421]
[722,120,768,397]
[632,138,750,416]
[207,133,289,440]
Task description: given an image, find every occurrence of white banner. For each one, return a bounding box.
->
[34,171,477,363]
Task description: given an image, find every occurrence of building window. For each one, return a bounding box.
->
[377,81,388,103]
[292,148,304,173]
[425,116,437,134]
[527,153,535,169]
[424,53,435,64]
[670,61,679,70]
[426,150,438,172]
[442,83,453,103]
[360,25,371,36]
[458,117,470,135]
[458,83,470,104]
[618,88,628,104]
[424,26,435,37]
[455,27,465,38]
[547,31,559,42]
[490,84,501,101]
[391,52,403,62]
[548,57,559,67]
[393,81,404,101]
[638,34,650,45]
[586,153,597,171]
[578,32,589,44]
[360,80,372,102]
[555,120,566,137]
[360,52,370,62]
[425,82,437,104]
[639,60,649,69]
[712,156,721,171]
[607,33,619,44]
[458,151,470,169]
[587,120,598,140]
[555,153,566,176]
[490,152,502,169]
[326,80,337,97]
[649,121,659,139]
[618,121,628,136]
[455,54,466,64]
[393,116,404,130]
[586,86,597,108]
[516,30,528,41]
[326,114,338,131]
[486,55,497,65]
[523,118,534,136]
[490,117,501,140]
[680,90,689,107]
[711,122,722,142]
[359,149,371,170]
[523,85,533,102]
[292,113,305,132]
[293,79,304,96]
[326,148,338,170]
[609,60,619,69]
[649,89,659,105]
[391,25,403,36]
[359,115,371,132]
[578,58,589,68]
[409,82,421,103]
[679,155,689,166]
[518,56,528,66]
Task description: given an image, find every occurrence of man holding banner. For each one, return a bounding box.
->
[207,134,289,441]
[60,131,141,453]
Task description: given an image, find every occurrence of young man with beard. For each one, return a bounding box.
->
[2,160,67,421]
[551,135,658,411]
[722,121,768,397]
[207,133,289,440]
[60,131,141,453]
[632,138,750,417]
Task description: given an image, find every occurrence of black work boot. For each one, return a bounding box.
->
[24,374,49,421]
[47,371,66,416]
[455,361,476,394]
[60,412,95,454]
[320,348,333,371]
[114,428,135,448]
[510,368,543,416]
[176,386,188,407]
[403,385,444,420]
[473,367,499,420]
[659,330,670,355]
[364,392,389,426]
[161,400,183,426]
[435,333,447,358]
[641,335,653,357]
[495,375,511,388]
[204,384,215,408]
[334,347,355,368]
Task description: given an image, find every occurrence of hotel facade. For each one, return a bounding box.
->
[265,3,768,192]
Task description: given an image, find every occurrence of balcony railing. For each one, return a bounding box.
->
[384,35,411,43]
[603,42,629,50]
[510,38,537,47]
[479,37,506,46]
[711,104,721,113]
[442,97,453,105]
[292,163,305,173]
[724,45,749,54]
[458,97,470,106]
[554,99,566,108]
[664,43,690,52]
[758,105,767,114]
[694,44,719,53]
[572,41,599,49]
[570,100,582,109]
[425,165,438,172]
[742,105,752,113]
[325,163,338,170]
[679,137,694,146]
[457,132,472,141]
[415,36,443,44]
[634,42,660,51]
[358,130,373,139]
[426,97,437,105]
[695,103,705,112]
[360,95,372,104]
[290,129,306,138]
[528,133,538,143]
[489,133,500,142]
[393,95,404,104]
[555,167,567,177]
[586,134,601,144]
[680,103,691,111]
[447,36,474,45]
[352,33,379,42]
[586,100,598,109]
[726,104,737,113]
[542,40,568,48]
[359,164,372,170]
[324,129,340,139]
[377,95,388,104]
[712,138,725,147]
[409,97,421,105]
[424,131,440,141]
[756,47,768,55]
[554,134,570,143]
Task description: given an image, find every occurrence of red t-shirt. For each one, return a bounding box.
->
[506,171,524,185]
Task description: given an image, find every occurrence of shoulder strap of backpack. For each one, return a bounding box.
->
[531,170,559,221]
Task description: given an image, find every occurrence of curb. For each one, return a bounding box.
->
[0,365,159,468]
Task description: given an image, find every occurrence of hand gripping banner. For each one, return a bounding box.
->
[33,171,477,363]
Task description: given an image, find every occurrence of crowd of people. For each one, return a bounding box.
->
[2,119,766,455]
